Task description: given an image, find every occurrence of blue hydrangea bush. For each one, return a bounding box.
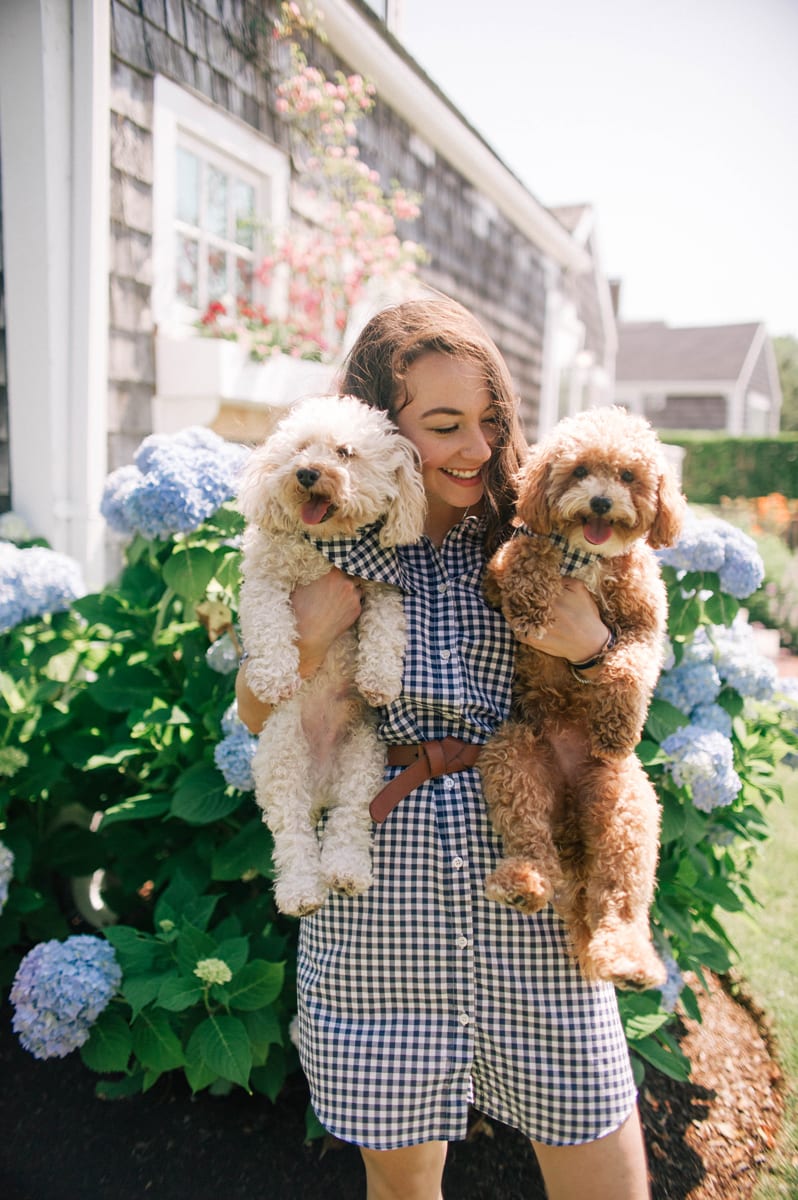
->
[0,434,795,1111]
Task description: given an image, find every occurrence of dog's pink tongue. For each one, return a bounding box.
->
[583,518,613,546]
[301,497,332,525]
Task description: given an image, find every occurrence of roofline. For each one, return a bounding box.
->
[615,381,738,395]
[316,0,591,274]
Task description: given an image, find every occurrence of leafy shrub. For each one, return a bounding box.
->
[2,463,795,1106]
[0,431,300,1108]
[660,432,798,503]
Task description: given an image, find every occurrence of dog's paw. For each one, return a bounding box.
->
[356,666,403,707]
[325,867,373,897]
[321,851,373,897]
[580,931,667,992]
[273,875,328,918]
[245,658,302,705]
[484,859,554,914]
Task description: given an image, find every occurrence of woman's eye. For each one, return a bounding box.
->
[336,444,354,459]
[620,469,635,483]
[573,465,589,479]
[432,425,458,435]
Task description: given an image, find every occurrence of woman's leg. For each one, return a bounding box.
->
[360,1140,448,1200]
[532,1106,650,1200]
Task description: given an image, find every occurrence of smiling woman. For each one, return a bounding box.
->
[394,353,499,544]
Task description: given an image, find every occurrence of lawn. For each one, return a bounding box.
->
[725,762,798,1198]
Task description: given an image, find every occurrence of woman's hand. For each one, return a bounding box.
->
[291,566,364,678]
[236,567,364,733]
[514,578,609,669]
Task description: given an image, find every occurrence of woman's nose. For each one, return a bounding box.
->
[463,426,492,462]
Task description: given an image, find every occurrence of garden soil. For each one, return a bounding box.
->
[0,972,784,1200]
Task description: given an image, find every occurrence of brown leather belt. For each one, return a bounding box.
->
[370,737,483,823]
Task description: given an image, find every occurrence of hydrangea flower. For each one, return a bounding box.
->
[0,840,15,915]
[661,726,741,812]
[0,746,29,778]
[0,543,85,634]
[655,943,684,1013]
[214,707,257,791]
[708,617,777,701]
[657,514,764,599]
[100,427,250,539]
[10,935,122,1059]
[206,631,241,675]
[0,510,33,543]
[194,957,233,985]
[655,658,722,714]
[690,703,733,738]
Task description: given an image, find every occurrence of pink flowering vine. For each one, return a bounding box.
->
[197,2,426,363]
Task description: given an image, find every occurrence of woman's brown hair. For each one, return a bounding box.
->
[338,297,527,554]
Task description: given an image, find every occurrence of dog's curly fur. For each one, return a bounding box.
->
[237,394,426,917]
[479,406,686,989]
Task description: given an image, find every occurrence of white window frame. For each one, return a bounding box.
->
[152,76,290,335]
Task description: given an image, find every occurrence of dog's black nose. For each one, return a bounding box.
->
[296,467,321,489]
[590,496,612,515]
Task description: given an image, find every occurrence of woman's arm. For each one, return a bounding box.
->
[236,567,364,733]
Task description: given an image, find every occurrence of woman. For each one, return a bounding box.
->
[237,297,650,1200]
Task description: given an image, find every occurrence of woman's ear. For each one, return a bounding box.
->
[379,438,427,546]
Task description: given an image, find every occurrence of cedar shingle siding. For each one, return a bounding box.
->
[107,0,548,466]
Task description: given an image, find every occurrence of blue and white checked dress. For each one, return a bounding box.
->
[296,517,637,1149]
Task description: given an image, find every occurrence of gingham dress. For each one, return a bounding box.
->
[296,517,637,1149]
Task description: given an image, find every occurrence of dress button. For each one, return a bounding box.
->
[452,856,464,870]
[440,649,451,662]
[456,935,468,949]
[458,1012,470,1026]
[438,582,448,594]
[443,777,455,791]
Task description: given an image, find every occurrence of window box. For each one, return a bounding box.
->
[153,333,335,434]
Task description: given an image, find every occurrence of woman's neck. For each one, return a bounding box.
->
[423,499,478,546]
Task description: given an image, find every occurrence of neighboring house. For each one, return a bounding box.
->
[0,0,614,585]
[615,320,782,436]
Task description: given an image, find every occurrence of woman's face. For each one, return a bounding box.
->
[396,352,499,536]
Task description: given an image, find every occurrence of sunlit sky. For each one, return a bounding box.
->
[399,0,798,338]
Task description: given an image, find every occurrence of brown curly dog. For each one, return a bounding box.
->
[479,406,685,989]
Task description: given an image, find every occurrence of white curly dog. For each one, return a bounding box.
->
[237,394,426,916]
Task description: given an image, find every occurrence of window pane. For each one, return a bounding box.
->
[176,148,200,226]
[207,246,228,301]
[176,234,199,305]
[234,180,256,249]
[236,256,254,302]
[206,165,228,238]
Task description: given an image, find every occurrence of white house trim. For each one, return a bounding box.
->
[0,0,110,587]
[315,0,590,275]
[151,75,291,333]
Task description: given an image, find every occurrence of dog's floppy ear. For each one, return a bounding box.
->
[516,446,553,535]
[648,464,687,549]
[236,444,283,529]
[379,436,427,547]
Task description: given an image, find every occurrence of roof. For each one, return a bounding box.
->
[616,321,763,383]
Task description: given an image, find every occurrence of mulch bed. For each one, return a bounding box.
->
[0,972,784,1200]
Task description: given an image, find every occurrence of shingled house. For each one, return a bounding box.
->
[614,320,782,435]
[0,0,615,584]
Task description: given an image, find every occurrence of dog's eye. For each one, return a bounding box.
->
[336,444,354,459]
[620,470,635,483]
[573,465,589,479]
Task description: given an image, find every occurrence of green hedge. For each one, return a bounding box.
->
[660,433,798,502]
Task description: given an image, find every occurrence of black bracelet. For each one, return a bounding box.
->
[568,628,616,671]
